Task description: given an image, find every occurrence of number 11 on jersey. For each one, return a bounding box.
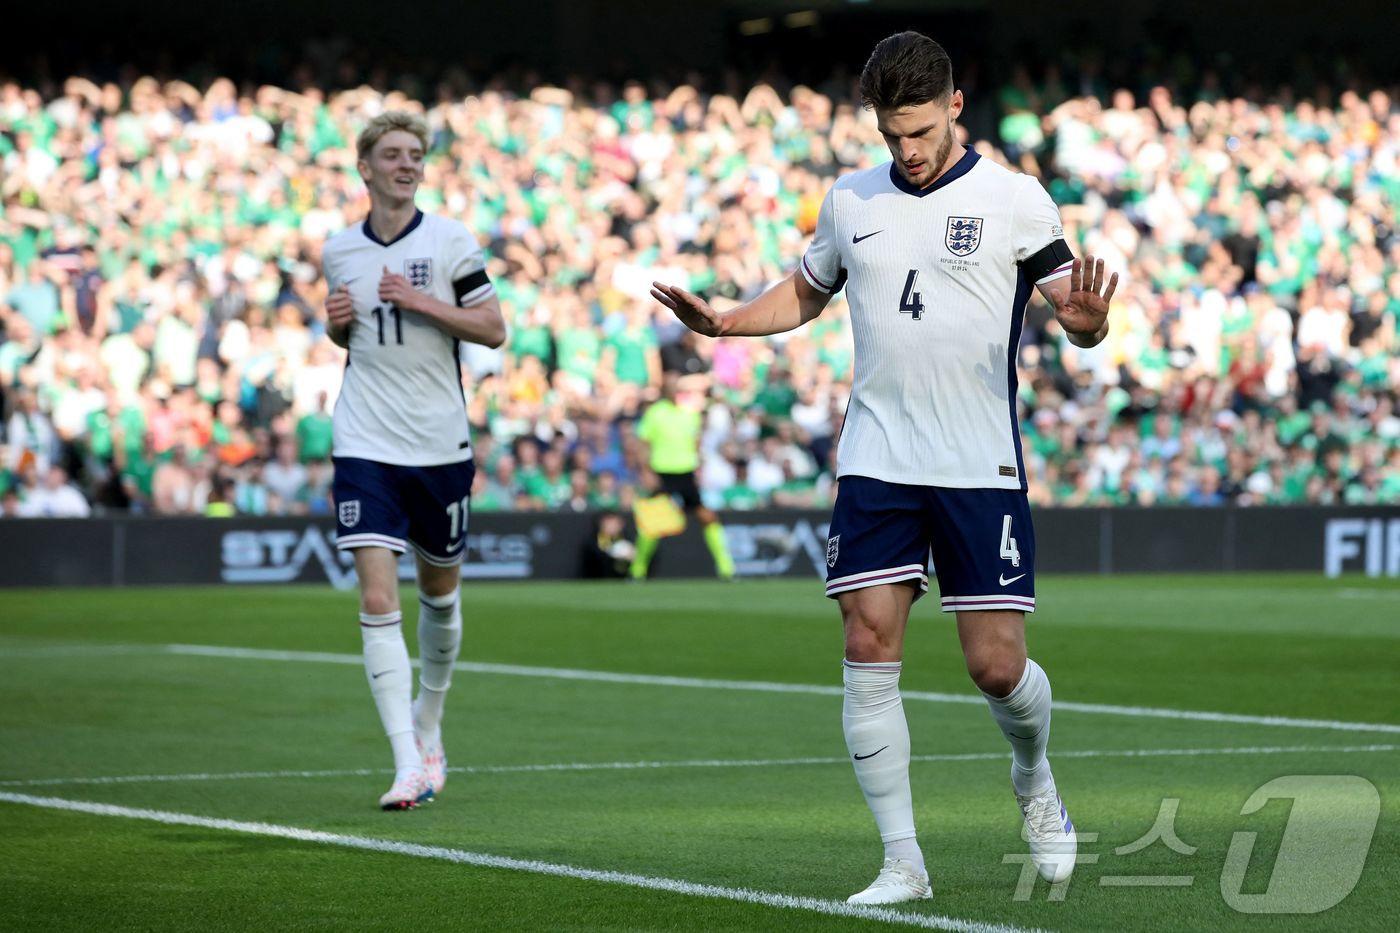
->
[370,305,403,345]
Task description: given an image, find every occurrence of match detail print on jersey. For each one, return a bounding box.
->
[800,150,1073,490]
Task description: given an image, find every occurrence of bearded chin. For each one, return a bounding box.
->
[897,124,957,187]
[933,124,954,173]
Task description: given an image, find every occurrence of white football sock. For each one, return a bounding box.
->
[360,611,421,775]
[843,659,923,873]
[982,658,1053,796]
[413,589,461,738]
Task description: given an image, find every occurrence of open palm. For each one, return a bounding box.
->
[1052,256,1119,336]
[650,281,723,338]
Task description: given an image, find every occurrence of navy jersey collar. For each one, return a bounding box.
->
[889,148,980,197]
[362,209,423,247]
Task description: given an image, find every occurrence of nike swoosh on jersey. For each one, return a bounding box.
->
[998,573,1027,586]
[851,230,883,244]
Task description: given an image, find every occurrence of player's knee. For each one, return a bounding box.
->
[417,565,460,600]
[965,651,1023,698]
[842,605,896,661]
[360,584,399,618]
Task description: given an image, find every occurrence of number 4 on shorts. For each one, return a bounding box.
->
[999,514,1021,568]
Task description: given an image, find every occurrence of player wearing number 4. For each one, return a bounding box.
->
[652,32,1118,903]
[322,112,507,810]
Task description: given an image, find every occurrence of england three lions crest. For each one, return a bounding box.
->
[405,258,432,289]
[945,216,983,257]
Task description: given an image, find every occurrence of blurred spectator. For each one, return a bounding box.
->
[0,61,1395,520]
[16,466,91,517]
[263,438,308,512]
[580,512,634,578]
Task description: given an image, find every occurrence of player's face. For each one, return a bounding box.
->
[877,91,964,188]
[360,130,425,204]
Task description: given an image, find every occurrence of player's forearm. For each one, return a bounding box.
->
[718,273,825,337]
[327,321,352,349]
[410,295,508,349]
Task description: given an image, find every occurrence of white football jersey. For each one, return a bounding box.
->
[801,150,1072,490]
[323,211,495,466]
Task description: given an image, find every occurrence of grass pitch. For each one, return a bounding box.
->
[1,574,1397,931]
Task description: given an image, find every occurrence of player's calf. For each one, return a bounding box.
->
[413,584,460,795]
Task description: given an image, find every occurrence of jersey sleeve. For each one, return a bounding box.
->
[1012,177,1074,286]
[321,242,341,290]
[799,187,847,295]
[446,223,495,307]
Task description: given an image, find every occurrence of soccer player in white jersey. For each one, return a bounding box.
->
[322,112,506,810]
[652,33,1118,902]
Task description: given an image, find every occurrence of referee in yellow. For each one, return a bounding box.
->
[630,375,736,580]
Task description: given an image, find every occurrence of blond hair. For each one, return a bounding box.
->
[356,111,429,160]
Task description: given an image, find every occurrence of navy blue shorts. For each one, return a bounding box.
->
[332,456,476,567]
[824,476,1036,613]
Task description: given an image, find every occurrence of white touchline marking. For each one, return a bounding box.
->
[0,792,1040,933]
[0,644,161,658]
[8,641,1397,735]
[1337,588,1400,600]
[159,643,1400,735]
[3,744,1396,788]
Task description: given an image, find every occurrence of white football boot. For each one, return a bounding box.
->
[1016,775,1077,882]
[417,732,447,796]
[378,769,433,811]
[846,858,933,905]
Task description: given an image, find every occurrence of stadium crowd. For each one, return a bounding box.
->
[1,65,1398,517]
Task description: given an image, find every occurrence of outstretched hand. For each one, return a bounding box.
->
[650,281,723,338]
[1050,255,1118,337]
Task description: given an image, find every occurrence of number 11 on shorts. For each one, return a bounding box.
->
[445,495,470,540]
[999,514,1021,568]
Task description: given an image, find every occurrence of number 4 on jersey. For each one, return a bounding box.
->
[999,514,1021,568]
[899,269,924,320]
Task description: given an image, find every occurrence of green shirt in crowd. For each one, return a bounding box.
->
[296,412,334,462]
[556,326,602,384]
[720,483,764,510]
[606,326,656,386]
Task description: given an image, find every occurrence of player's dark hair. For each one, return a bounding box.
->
[859,32,953,111]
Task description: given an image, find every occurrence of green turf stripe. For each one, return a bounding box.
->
[158,643,1400,734]
[5,743,1396,789]
[0,791,1045,933]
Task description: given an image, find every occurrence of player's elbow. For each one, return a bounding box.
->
[482,318,508,350]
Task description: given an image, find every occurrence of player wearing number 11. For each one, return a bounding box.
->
[322,112,506,811]
[651,32,1118,904]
